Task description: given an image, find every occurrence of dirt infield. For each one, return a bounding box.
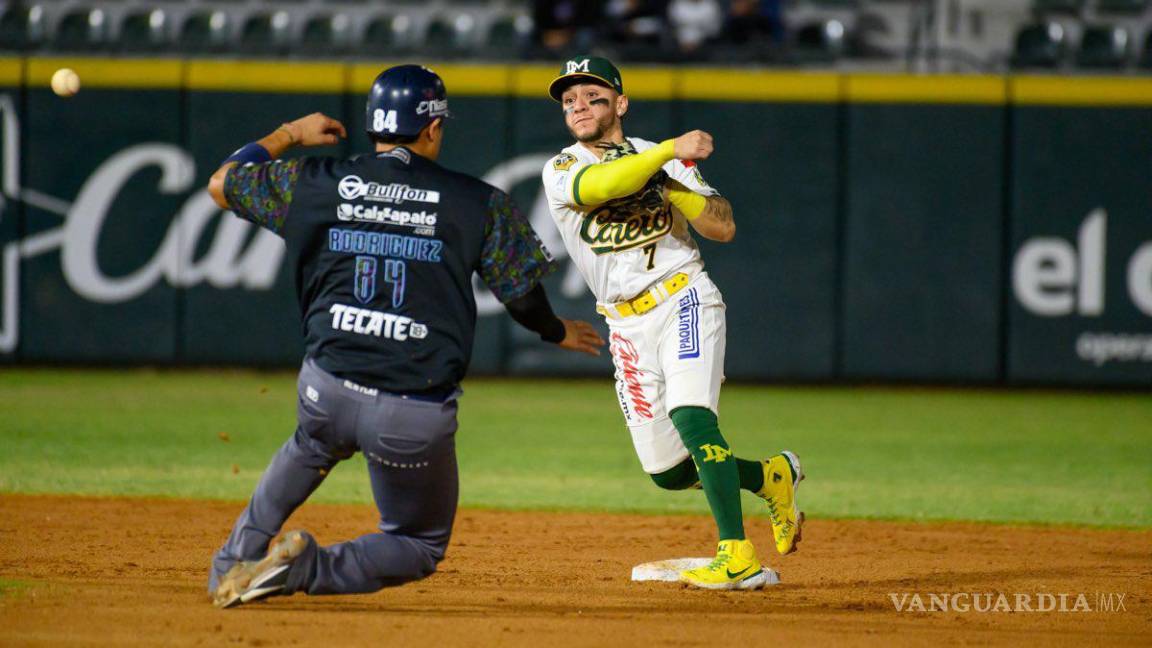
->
[1,495,1148,646]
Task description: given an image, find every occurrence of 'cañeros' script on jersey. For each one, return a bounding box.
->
[581,173,673,253]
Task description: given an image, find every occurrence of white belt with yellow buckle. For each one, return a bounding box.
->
[596,272,691,320]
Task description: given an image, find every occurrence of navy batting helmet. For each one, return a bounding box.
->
[365,65,450,139]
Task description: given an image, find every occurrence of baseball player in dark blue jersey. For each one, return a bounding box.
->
[205,65,604,609]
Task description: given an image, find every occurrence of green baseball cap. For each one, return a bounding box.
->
[548,55,624,102]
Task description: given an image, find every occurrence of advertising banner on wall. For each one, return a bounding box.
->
[679,70,841,380]
[17,59,186,363]
[841,77,1007,382]
[1008,94,1152,386]
[0,59,21,364]
[1,60,1148,388]
[182,61,349,365]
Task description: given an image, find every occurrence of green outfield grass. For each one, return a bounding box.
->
[0,369,1149,528]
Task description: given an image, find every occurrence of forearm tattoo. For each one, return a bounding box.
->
[702,195,733,226]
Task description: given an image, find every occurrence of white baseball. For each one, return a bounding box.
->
[51,68,81,98]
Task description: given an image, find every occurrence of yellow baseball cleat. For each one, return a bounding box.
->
[757,450,804,555]
[679,539,770,590]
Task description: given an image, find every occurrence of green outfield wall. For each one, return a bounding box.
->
[0,58,1148,386]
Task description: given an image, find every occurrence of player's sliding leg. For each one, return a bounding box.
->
[208,425,340,596]
[219,436,459,607]
[214,359,461,608]
[302,433,459,594]
[220,427,458,605]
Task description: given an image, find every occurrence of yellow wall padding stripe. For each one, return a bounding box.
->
[187,61,344,93]
[847,75,1007,104]
[513,65,560,99]
[27,57,183,89]
[680,69,841,102]
[0,57,23,86]
[1012,76,1152,106]
[350,62,400,94]
[13,58,1152,106]
[351,62,512,96]
[617,68,676,99]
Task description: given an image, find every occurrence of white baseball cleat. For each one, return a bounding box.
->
[213,530,310,609]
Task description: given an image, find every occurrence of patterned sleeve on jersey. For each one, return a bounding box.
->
[480,190,557,303]
[222,158,303,236]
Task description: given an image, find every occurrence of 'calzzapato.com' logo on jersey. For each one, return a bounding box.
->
[337,203,438,229]
[338,175,441,204]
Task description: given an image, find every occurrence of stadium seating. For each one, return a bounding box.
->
[485,12,530,58]
[361,14,412,57]
[237,11,291,56]
[1,0,1148,72]
[118,9,169,53]
[423,16,458,56]
[52,8,108,52]
[298,13,353,56]
[1012,22,1068,67]
[420,14,478,58]
[1076,24,1132,68]
[1139,30,1152,67]
[791,19,848,63]
[0,5,46,52]
[178,11,231,54]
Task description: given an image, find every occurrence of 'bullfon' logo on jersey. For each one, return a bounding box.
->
[338,175,441,204]
[579,175,672,254]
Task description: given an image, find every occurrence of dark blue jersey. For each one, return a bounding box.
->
[222,148,554,395]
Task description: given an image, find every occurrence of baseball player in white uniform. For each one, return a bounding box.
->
[541,56,805,590]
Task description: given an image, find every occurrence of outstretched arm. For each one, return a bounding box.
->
[570,130,715,206]
[504,285,604,356]
[479,190,604,355]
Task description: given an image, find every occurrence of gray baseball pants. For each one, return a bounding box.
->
[208,358,460,596]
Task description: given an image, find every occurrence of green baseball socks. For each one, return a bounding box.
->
[667,406,746,540]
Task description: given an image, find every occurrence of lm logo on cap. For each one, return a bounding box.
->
[566,59,590,74]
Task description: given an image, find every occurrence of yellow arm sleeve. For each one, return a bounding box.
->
[570,139,676,206]
[668,183,707,220]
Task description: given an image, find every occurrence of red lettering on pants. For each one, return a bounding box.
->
[611,332,653,419]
